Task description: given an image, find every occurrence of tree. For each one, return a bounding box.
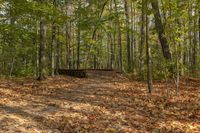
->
[146,0,153,93]
[51,0,57,76]
[38,18,46,80]
[114,0,122,72]
[0,0,199,82]
[124,0,131,71]
[139,0,145,76]
[151,0,171,60]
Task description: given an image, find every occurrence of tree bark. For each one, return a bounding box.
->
[131,1,136,73]
[124,0,131,71]
[55,27,60,74]
[51,0,56,76]
[139,0,145,76]
[114,0,122,72]
[67,21,72,69]
[51,23,56,76]
[151,0,171,60]
[146,0,154,93]
[192,8,197,72]
[77,25,81,69]
[37,18,46,80]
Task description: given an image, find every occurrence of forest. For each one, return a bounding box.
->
[0,0,200,132]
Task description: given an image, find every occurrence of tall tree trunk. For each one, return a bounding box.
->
[51,0,56,76]
[109,1,114,69]
[55,27,60,74]
[66,21,72,69]
[110,34,114,69]
[118,23,122,72]
[107,34,110,68]
[146,0,153,93]
[37,18,46,80]
[72,24,76,69]
[108,33,114,69]
[124,0,131,71]
[8,1,15,77]
[139,0,145,76]
[113,26,117,70]
[192,8,197,73]
[131,1,136,73]
[77,25,81,69]
[151,0,171,60]
[188,5,193,71]
[199,9,200,66]
[36,21,39,77]
[199,9,200,49]
[175,44,180,96]
[114,0,122,72]
[51,23,56,76]
[199,9,200,50]
[93,35,97,69]
[9,57,15,77]
[133,3,137,74]
[32,28,37,77]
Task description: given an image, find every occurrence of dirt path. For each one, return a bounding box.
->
[0,72,200,133]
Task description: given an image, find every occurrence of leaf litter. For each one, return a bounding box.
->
[0,71,199,133]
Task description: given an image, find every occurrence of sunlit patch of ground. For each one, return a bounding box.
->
[0,72,199,133]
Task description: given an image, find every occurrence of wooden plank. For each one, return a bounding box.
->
[58,69,87,78]
[58,69,115,78]
[85,69,114,71]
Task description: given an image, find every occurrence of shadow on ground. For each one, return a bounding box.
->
[0,72,199,132]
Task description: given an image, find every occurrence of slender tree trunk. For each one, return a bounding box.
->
[188,5,193,71]
[51,0,56,76]
[192,8,197,72]
[55,27,60,74]
[66,25,69,68]
[173,30,180,96]
[133,4,137,74]
[114,0,122,72]
[175,45,179,96]
[51,23,56,76]
[77,25,81,69]
[124,0,131,71]
[139,0,145,76]
[67,21,72,69]
[199,9,200,49]
[130,2,134,71]
[108,33,114,69]
[198,9,200,67]
[146,0,153,93]
[9,57,15,77]
[113,27,117,70]
[65,4,70,69]
[109,1,114,69]
[37,18,46,80]
[35,20,39,77]
[131,1,136,73]
[111,35,114,69]
[107,34,110,68]
[93,34,97,69]
[119,26,122,72]
[72,25,76,69]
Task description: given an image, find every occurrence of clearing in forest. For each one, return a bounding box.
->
[0,71,200,133]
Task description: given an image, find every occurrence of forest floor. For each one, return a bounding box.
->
[0,71,200,133]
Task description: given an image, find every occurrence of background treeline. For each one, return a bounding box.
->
[0,0,199,80]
